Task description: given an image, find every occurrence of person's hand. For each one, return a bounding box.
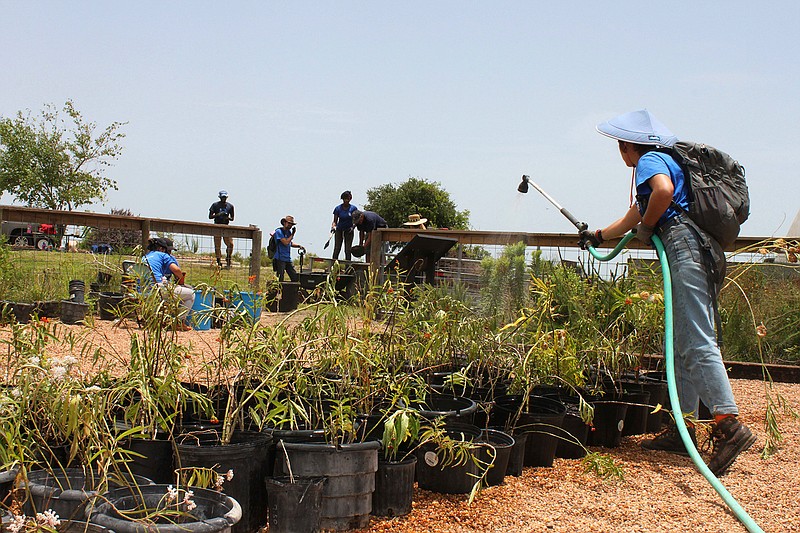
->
[291,226,297,235]
[177,271,186,285]
[578,229,602,250]
[634,222,655,244]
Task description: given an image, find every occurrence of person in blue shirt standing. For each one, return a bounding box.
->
[273,215,305,282]
[143,237,195,330]
[582,109,755,476]
[209,190,235,269]
[331,190,358,261]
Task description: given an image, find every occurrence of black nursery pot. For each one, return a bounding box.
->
[415,422,482,494]
[372,456,417,518]
[491,395,566,468]
[175,430,272,533]
[620,382,652,437]
[265,476,326,533]
[550,395,590,459]
[480,429,515,486]
[414,394,478,425]
[586,391,631,448]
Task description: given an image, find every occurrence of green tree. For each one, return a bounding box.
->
[365,177,470,229]
[0,100,126,211]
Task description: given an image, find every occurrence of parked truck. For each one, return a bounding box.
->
[1,221,57,249]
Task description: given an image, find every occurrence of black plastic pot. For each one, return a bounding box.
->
[491,395,566,467]
[68,280,85,304]
[553,397,590,459]
[34,300,61,318]
[0,466,18,504]
[175,430,272,533]
[265,476,326,533]
[60,300,89,325]
[620,383,652,437]
[23,469,153,522]
[88,484,241,533]
[586,392,630,448]
[414,394,478,425]
[372,456,416,517]
[10,302,36,323]
[415,422,482,494]
[274,440,379,531]
[480,429,514,486]
[505,431,528,477]
[279,282,301,312]
[98,292,126,321]
[124,435,174,485]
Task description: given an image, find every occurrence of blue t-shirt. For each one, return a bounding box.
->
[635,151,688,227]
[333,203,358,231]
[356,211,388,233]
[144,250,177,283]
[274,227,293,262]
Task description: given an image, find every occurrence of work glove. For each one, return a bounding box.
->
[578,229,602,250]
[291,226,297,235]
[634,222,655,245]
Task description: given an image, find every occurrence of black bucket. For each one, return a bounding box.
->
[505,431,528,477]
[491,395,566,468]
[621,383,652,437]
[274,440,379,531]
[480,429,515,486]
[587,392,630,448]
[98,292,126,321]
[60,300,89,325]
[175,431,272,533]
[124,435,174,485]
[415,422,482,494]
[415,394,478,425]
[265,476,326,533]
[68,280,85,304]
[371,456,416,517]
[279,282,301,312]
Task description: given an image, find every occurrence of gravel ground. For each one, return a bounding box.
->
[2,318,799,532]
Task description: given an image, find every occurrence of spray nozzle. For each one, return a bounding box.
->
[517,175,530,193]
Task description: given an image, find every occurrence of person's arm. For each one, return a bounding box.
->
[168,262,186,285]
[228,204,234,222]
[278,228,294,245]
[332,209,339,230]
[639,173,673,227]
[601,205,642,240]
[208,204,216,220]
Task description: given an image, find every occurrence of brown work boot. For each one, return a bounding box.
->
[641,423,697,456]
[707,416,756,476]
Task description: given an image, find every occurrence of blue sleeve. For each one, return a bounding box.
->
[635,152,670,189]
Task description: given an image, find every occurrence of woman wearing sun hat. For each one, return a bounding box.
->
[584,109,754,476]
[402,213,428,230]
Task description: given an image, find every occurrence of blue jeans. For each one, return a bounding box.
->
[660,219,738,417]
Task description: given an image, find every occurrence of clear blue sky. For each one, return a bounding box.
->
[2,1,798,255]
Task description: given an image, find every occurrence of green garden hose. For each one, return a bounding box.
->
[588,233,763,533]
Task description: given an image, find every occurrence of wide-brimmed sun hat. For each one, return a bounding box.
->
[282,215,296,225]
[596,109,677,147]
[402,214,428,226]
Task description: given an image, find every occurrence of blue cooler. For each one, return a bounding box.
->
[191,289,214,330]
[232,291,263,325]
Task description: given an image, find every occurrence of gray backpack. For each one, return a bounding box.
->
[669,141,749,249]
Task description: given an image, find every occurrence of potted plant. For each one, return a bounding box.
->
[372,407,419,517]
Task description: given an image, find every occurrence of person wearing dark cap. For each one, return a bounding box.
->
[273,215,305,282]
[351,209,388,262]
[331,190,358,261]
[209,190,235,269]
[144,237,195,330]
[584,109,754,476]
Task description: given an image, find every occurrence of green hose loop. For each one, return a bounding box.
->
[587,234,763,533]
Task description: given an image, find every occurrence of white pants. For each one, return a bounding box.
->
[158,282,195,317]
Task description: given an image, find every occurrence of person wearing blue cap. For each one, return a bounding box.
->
[209,190,235,269]
[582,109,755,476]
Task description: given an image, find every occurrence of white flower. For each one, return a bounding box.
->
[215,475,225,489]
[226,469,234,481]
[49,366,67,380]
[10,388,21,398]
[62,355,78,366]
[36,509,61,528]
[85,385,102,393]
[166,484,179,502]
[7,514,27,533]
[185,499,197,512]
[29,356,40,366]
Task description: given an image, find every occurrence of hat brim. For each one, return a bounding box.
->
[403,218,428,226]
